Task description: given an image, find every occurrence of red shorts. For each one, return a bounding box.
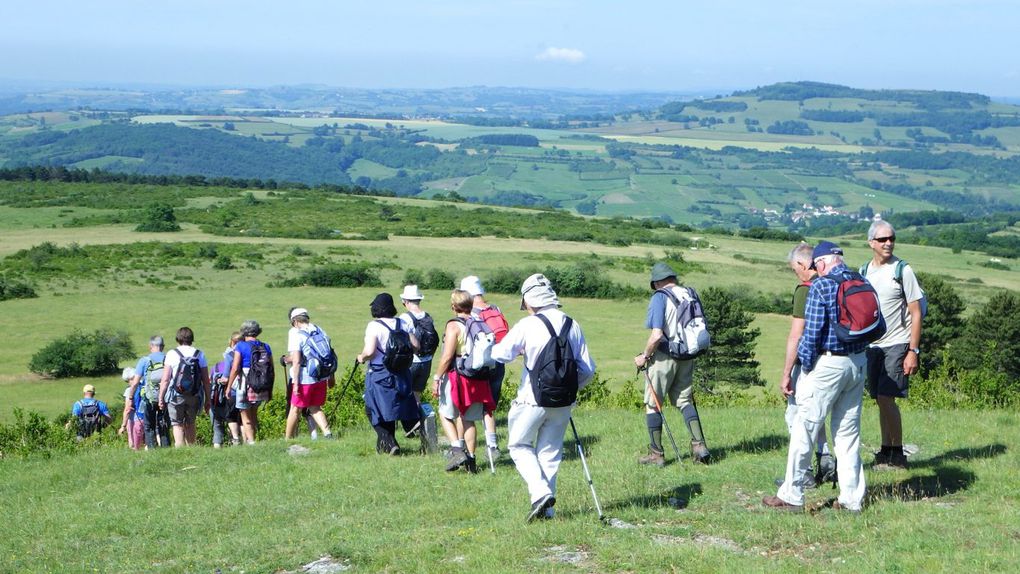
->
[291,380,328,408]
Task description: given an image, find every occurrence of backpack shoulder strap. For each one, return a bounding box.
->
[656,287,681,307]
[375,319,396,333]
[534,313,557,338]
[894,259,906,284]
[559,316,573,343]
[860,261,869,276]
[409,313,420,328]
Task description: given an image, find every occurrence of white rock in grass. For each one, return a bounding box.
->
[289,444,311,456]
[608,517,637,529]
[299,556,350,573]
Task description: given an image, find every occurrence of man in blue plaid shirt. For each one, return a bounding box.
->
[764,241,868,513]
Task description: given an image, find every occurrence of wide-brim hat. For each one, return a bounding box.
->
[400,285,424,301]
[459,275,485,296]
[520,273,560,310]
[649,262,677,289]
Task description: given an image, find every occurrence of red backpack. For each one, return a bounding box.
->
[829,271,886,344]
[478,306,509,343]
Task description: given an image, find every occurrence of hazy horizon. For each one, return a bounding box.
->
[2,0,1019,97]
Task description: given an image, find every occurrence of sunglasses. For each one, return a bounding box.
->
[872,235,896,243]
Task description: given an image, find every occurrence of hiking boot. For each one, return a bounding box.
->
[691,440,711,464]
[873,449,890,465]
[638,448,666,467]
[873,451,908,470]
[762,495,804,512]
[527,494,556,523]
[464,454,478,474]
[445,447,468,471]
[815,453,837,486]
[389,444,401,456]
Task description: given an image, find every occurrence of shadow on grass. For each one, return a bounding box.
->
[562,434,603,461]
[710,433,788,462]
[915,443,1007,468]
[867,465,976,504]
[605,483,704,512]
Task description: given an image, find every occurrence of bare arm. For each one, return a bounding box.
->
[158,364,171,410]
[289,350,301,385]
[227,351,242,387]
[356,330,377,364]
[781,318,806,397]
[431,321,461,397]
[634,328,664,369]
[903,300,922,376]
[201,365,211,413]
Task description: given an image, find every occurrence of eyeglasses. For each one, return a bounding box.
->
[872,236,896,243]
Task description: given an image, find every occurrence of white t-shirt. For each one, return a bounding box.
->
[287,323,326,384]
[864,257,923,347]
[364,317,411,366]
[399,311,431,363]
[163,346,208,397]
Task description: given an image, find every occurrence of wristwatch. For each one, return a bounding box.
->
[910,347,921,356]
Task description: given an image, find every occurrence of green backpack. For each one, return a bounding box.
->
[142,358,166,403]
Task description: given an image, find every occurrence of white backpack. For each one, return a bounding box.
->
[453,317,495,378]
[659,286,711,360]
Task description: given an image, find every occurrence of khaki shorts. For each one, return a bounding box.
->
[643,349,695,410]
[167,393,201,426]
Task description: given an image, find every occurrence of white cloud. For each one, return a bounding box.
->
[535,47,586,64]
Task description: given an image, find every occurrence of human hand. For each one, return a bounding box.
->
[634,354,648,369]
[780,374,794,398]
[118,425,126,435]
[903,351,919,377]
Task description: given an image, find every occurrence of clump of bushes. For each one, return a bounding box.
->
[402,268,456,290]
[484,263,642,300]
[0,276,37,301]
[135,203,181,232]
[29,328,135,378]
[272,263,382,288]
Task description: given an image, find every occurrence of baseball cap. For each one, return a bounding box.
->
[810,241,843,269]
[83,384,96,394]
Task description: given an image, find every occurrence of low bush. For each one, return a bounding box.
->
[134,203,181,232]
[271,263,383,288]
[28,328,135,378]
[911,350,1020,409]
[484,263,641,300]
[0,276,37,301]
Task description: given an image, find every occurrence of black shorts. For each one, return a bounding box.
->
[867,344,909,399]
[408,360,432,394]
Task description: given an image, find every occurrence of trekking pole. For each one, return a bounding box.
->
[639,366,683,463]
[569,417,605,522]
[327,361,360,420]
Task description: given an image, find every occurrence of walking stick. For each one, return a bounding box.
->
[569,416,605,522]
[639,366,683,463]
[326,361,360,420]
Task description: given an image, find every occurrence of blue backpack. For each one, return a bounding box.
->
[301,327,338,380]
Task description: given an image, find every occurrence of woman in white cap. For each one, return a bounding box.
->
[459,275,510,462]
[286,307,334,440]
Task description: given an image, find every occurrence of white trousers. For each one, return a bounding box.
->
[507,399,572,504]
[777,353,867,510]
[785,363,829,453]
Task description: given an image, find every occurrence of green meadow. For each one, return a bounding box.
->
[0,182,1018,572]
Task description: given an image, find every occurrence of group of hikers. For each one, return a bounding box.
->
[71,219,922,519]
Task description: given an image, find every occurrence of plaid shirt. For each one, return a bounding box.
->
[798,263,867,371]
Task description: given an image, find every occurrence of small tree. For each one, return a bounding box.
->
[29,328,135,378]
[135,203,181,232]
[694,286,763,389]
[955,290,1020,382]
[914,271,965,374]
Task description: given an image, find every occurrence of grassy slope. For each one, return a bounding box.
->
[2,407,1017,573]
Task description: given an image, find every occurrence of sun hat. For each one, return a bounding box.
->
[370,293,398,318]
[400,285,424,301]
[122,367,136,382]
[520,273,560,310]
[649,262,677,289]
[459,276,485,296]
[289,307,309,321]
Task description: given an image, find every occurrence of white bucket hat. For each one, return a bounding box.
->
[400,284,424,301]
[460,275,485,296]
[520,273,560,310]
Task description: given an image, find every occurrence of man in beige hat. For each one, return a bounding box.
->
[68,384,112,438]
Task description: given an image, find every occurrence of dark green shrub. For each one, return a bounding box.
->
[577,371,611,407]
[29,328,135,378]
[694,287,764,389]
[212,255,234,270]
[0,276,37,301]
[197,244,219,258]
[423,268,455,290]
[135,203,181,232]
[272,263,383,288]
[402,268,425,287]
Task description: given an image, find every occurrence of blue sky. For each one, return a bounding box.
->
[2,0,1018,95]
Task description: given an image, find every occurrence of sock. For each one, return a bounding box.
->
[453,439,465,450]
[891,445,904,456]
[881,445,891,456]
[486,432,498,448]
[646,413,663,452]
[681,405,705,442]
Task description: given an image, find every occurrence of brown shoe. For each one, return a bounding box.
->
[691,440,711,464]
[832,500,862,515]
[762,495,804,512]
[638,449,666,467]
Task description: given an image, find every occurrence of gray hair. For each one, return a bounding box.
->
[816,254,844,268]
[868,220,894,240]
[787,242,814,264]
[149,335,164,349]
[240,320,262,338]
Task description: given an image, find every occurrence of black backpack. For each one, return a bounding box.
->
[377,320,414,372]
[528,314,579,408]
[410,313,440,357]
[77,400,105,438]
[246,341,275,394]
[172,349,203,396]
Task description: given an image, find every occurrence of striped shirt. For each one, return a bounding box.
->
[798,263,867,371]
